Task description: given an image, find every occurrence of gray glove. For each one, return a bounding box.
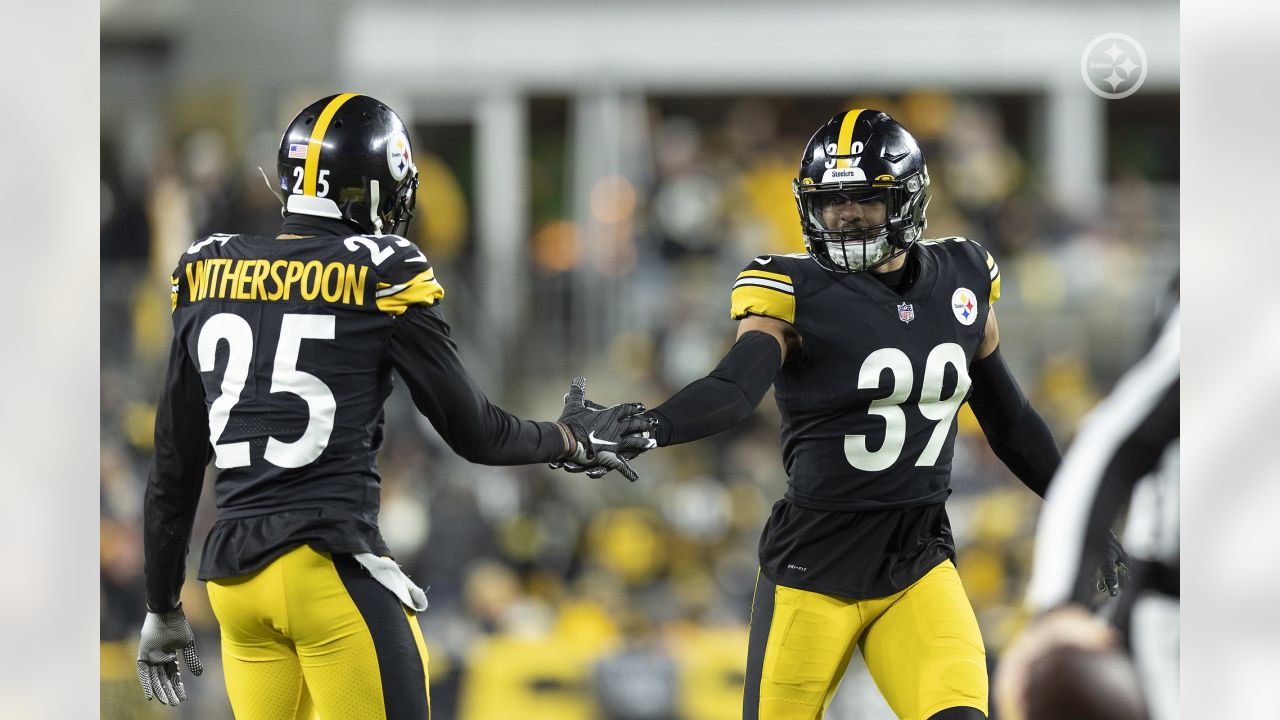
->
[1097,530,1130,597]
[137,606,203,705]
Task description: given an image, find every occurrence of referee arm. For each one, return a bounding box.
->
[1025,306,1180,611]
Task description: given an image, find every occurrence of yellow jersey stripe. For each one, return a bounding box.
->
[985,251,996,269]
[304,93,359,196]
[835,108,865,168]
[375,267,436,294]
[736,269,793,285]
[376,269,445,315]
[990,272,1002,306]
[730,285,796,324]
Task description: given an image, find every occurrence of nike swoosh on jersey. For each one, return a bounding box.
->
[755,256,773,265]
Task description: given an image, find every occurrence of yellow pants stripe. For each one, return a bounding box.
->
[207,544,430,719]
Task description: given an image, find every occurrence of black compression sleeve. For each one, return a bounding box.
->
[388,304,570,464]
[967,347,1062,497]
[144,339,212,613]
[644,331,782,446]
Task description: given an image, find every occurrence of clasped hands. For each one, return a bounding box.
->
[554,376,657,481]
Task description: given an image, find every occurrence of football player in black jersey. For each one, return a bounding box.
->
[134,93,649,718]
[570,109,1126,720]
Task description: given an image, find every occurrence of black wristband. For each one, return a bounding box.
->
[643,409,674,447]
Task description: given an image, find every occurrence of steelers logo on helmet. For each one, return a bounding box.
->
[951,287,979,326]
[387,130,413,182]
[792,109,931,273]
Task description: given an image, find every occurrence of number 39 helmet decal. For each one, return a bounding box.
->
[276,93,420,237]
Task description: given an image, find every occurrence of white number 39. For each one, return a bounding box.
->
[844,343,971,471]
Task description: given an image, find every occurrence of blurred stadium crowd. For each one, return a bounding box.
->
[101,89,1177,718]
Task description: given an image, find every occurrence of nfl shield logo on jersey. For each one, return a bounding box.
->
[897,302,915,324]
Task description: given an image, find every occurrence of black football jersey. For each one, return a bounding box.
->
[143,217,567,610]
[731,238,1001,511]
[166,230,444,580]
[171,231,442,514]
[732,238,1002,598]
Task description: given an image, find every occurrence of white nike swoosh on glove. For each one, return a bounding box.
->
[588,432,617,446]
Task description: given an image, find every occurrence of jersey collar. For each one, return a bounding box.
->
[280,214,360,238]
[836,244,937,303]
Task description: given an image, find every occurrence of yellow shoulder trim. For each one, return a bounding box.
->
[985,249,1001,305]
[376,268,445,315]
[736,269,792,285]
[730,285,796,324]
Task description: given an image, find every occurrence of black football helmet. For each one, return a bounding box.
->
[793,109,929,272]
[276,93,419,236]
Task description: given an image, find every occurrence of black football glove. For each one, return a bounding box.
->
[554,376,652,481]
[137,605,203,705]
[1096,530,1130,597]
[553,398,658,479]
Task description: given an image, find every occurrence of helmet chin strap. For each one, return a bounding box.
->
[369,180,383,237]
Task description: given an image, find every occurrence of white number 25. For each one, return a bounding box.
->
[844,343,971,471]
[290,167,330,197]
[197,313,337,469]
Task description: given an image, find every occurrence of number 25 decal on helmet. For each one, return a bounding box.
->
[793,109,930,273]
[274,93,420,237]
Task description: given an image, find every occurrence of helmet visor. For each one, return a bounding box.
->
[803,187,890,234]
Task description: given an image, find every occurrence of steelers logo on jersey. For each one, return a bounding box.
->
[951,287,979,326]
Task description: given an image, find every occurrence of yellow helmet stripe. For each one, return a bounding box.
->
[835,108,865,169]
[304,92,359,196]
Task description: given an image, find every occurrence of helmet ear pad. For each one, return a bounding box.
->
[885,184,929,249]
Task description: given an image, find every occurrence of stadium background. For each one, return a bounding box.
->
[99,1,1178,717]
